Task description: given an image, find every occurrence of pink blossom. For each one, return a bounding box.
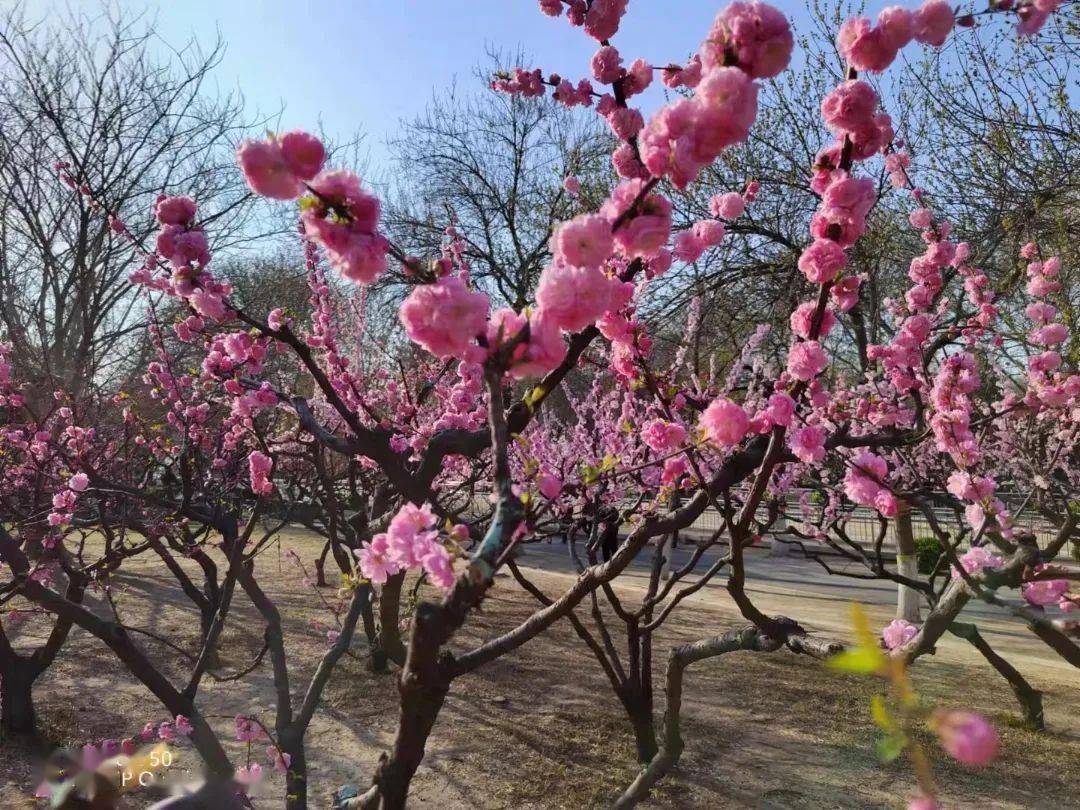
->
[301,170,388,284]
[661,456,688,486]
[952,546,1004,580]
[535,263,615,333]
[837,17,898,73]
[551,213,614,269]
[786,340,828,381]
[885,151,911,188]
[642,419,688,452]
[913,0,954,47]
[946,471,995,502]
[386,503,439,569]
[882,619,919,650]
[584,0,627,41]
[638,70,759,188]
[157,225,210,269]
[1029,350,1062,373]
[1022,566,1070,606]
[700,398,750,448]
[694,66,760,139]
[267,746,293,773]
[701,2,794,79]
[510,311,568,379]
[68,472,89,492]
[279,130,325,181]
[237,138,303,200]
[248,451,273,496]
[1016,1,1058,36]
[563,175,581,195]
[235,763,264,786]
[155,195,197,226]
[710,192,746,220]
[174,715,194,737]
[421,543,456,590]
[187,287,229,322]
[909,207,933,230]
[600,180,673,259]
[788,425,826,464]
[672,231,705,264]
[843,451,890,508]
[606,107,644,141]
[877,6,916,50]
[1026,275,1058,297]
[623,58,653,96]
[692,219,726,247]
[400,277,490,358]
[355,534,401,585]
[591,45,623,84]
[822,174,876,219]
[790,302,835,340]
[831,276,862,311]
[537,473,563,500]
[764,393,795,427]
[820,80,879,135]
[933,710,998,766]
[231,716,263,744]
[798,239,847,284]
[1030,323,1068,346]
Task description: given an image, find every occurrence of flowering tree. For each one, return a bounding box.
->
[1,1,1078,810]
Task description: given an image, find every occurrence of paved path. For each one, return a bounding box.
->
[513,540,1078,690]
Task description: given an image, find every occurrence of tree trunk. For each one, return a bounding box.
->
[198,602,223,671]
[367,601,455,810]
[378,573,407,667]
[895,500,921,622]
[621,690,658,763]
[281,729,308,810]
[951,622,1044,730]
[360,589,388,673]
[1,656,38,736]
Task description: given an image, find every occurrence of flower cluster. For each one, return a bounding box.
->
[354,503,458,589]
[838,2,953,74]
[237,131,325,199]
[238,131,390,285]
[300,170,389,284]
[699,398,750,449]
[843,451,897,516]
[147,195,233,322]
[635,4,791,188]
[400,275,490,360]
[248,450,274,496]
[641,419,688,453]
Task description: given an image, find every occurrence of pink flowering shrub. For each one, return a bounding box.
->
[6,3,1077,809]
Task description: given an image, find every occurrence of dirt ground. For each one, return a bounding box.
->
[1,528,1077,809]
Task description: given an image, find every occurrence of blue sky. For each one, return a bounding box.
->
[47,1,829,173]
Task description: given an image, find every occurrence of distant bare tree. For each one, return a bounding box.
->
[0,3,270,404]
[383,55,610,311]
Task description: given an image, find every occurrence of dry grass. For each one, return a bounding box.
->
[0,529,1077,808]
